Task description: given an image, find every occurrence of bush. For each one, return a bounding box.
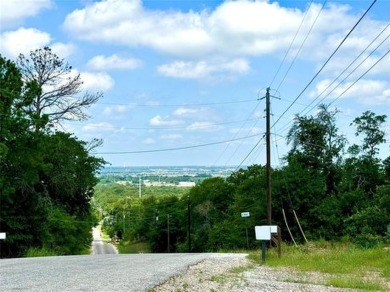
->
[25,247,58,257]
[353,234,383,249]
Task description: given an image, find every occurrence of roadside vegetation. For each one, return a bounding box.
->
[0,49,104,258]
[248,242,390,290]
[96,105,389,255]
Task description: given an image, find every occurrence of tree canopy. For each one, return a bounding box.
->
[0,52,104,258]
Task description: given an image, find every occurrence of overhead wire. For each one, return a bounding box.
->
[269,0,314,88]
[301,22,390,115]
[276,0,328,92]
[275,25,390,137]
[94,133,263,155]
[98,98,258,107]
[271,0,378,130]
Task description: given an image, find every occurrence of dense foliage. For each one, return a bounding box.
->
[0,53,104,257]
[97,106,389,252]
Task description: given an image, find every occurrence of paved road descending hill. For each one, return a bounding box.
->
[0,253,246,291]
[91,226,117,255]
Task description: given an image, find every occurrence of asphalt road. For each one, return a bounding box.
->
[91,227,117,255]
[0,253,232,291]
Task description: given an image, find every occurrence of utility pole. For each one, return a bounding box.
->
[261,87,279,224]
[265,87,272,225]
[187,196,191,253]
[167,214,170,253]
[139,176,141,198]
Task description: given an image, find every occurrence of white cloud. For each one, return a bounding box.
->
[103,105,133,116]
[160,134,182,140]
[173,107,202,117]
[62,0,385,61]
[51,42,76,59]
[0,27,51,58]
[0,28,75,60]
[143,138,155,144]
[82,122,114,132]
[81,72,114,91]
[0,0,52,28]
[186,122,223,132]
[229,127,262,135]
[157,58,249,79]
[87,54,142,70]
[150,115,183,126]
[311,79,390,105]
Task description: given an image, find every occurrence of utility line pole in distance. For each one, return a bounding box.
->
[260,87,280,225]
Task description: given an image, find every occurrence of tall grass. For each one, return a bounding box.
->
[25,247,58,257]
[248,242,390,290]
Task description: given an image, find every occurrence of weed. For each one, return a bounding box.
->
[24,247,58,257]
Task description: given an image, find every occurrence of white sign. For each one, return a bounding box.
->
[255,225,278,240]
[241,212,250,218]
[0,233,6,240]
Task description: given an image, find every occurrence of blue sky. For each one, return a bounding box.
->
[1,0,389,167]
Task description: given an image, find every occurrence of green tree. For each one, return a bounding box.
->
[350,111,387,159]
[287,104,346,195]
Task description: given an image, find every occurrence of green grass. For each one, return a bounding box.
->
[25,247,58,257]
[248,242,390,291]
[326,276,384,291]
[117,241,151,254]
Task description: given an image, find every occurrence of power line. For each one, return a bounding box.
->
[66,117,261,131]
[301,23,390,115]
[94,133,262,155]
[276,0,327,91]
[328,48,390,107]
[271,0,378,130]
[98,98,258,107]
[269,0,314,88]
[274,26,390,136]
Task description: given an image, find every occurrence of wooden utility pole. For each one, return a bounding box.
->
[187,196,191,252]
[265,87,272,225]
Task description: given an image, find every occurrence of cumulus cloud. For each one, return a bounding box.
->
[0,27,51,58]
[81,72,114,91]
[103,105,133,116]
[150,115,183,126]
[87,54,142,70]
[51,42,76,59]
[186,122,223,132]
[0,28,75,60]
[173,107,202,117]
[62,0,384,61]
[0,0,52,28]
[158,58,249,79]
[82,122,114,132]
[143,138,156,144]
[160,134,182,140]
[311,79,390,105]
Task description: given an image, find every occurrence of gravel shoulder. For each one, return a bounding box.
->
[152,254,356,292]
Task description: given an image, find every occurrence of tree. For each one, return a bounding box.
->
[16,47,102,130]
[350,111,387,159]
[287,104,346,194]
[1,55,105,257]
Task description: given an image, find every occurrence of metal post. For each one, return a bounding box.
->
[261,241,266,263]
[245,217,249,249]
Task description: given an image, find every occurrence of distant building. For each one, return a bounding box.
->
[178,182,196,187]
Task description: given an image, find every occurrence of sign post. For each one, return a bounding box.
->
[0,233,6,240]
[241,212,250,249]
